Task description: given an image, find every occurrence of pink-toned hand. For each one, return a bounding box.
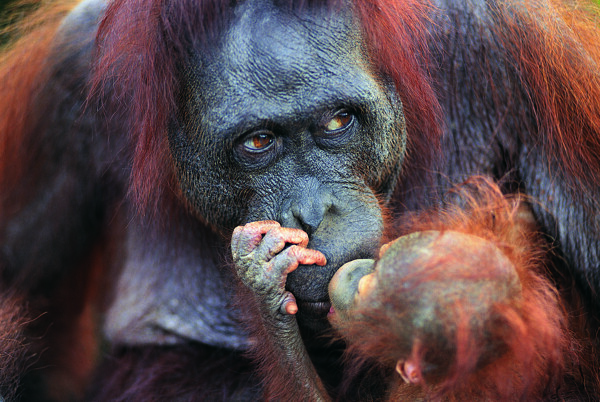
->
[231,221,327,315]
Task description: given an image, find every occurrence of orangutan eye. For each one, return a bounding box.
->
[235,129,281,168]
[243,131,275,152]
[323,110,354,134]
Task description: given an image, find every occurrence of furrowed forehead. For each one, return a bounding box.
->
[179,0,386,138]
[164,0,348,49]
[195,0,361,67]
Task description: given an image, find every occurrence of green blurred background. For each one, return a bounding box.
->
[0,0,598,46]
[0,0,599,24]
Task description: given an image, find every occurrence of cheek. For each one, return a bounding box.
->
[242,189,285,223]
[359,93,407,195]
[168,124,251,229]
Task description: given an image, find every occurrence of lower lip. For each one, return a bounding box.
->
[297,301,331,317]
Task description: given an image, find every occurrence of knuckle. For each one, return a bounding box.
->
[286,244,302,257]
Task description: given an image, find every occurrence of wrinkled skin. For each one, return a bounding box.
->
[169,0,405,332]
[231,221,332,400]
[232,223,523,399]
[2,0,600,399]
[1,1,406,397]
[231,220,327,315]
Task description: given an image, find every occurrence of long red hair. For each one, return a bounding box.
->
[338,177,578,399]
[89,0,443,217]
[2,1,599,210]
[493,0,600,195]
[0,1,78,213]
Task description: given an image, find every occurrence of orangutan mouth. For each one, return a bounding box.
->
[297,301,331,318]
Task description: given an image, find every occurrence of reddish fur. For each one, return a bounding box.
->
[89,0,444,219]
[0,290,29,401]
[354,0,444,178]
[231,283,290,400]
[337,178,590,399]
[492,0,600,194]
[0,4,77,398]
[38,237,114,400]
[90,0,267,219]
[0,1,77,209]
[0,0,599,400]
[91,0,181,218]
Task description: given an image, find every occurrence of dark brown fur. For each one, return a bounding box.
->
[0,0,599,399]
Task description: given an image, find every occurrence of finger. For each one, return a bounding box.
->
[257,227,310,259]
[231,226,244,257]
[396,360,422,384]
[231,221,281,256]
[269,245,327,275]
[280,292,298,315]
[288,245,327,267]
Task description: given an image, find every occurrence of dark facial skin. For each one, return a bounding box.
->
[168,0,406,331]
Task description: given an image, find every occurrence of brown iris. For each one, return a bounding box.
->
[245,132,274,151]
[324,110,353,133]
